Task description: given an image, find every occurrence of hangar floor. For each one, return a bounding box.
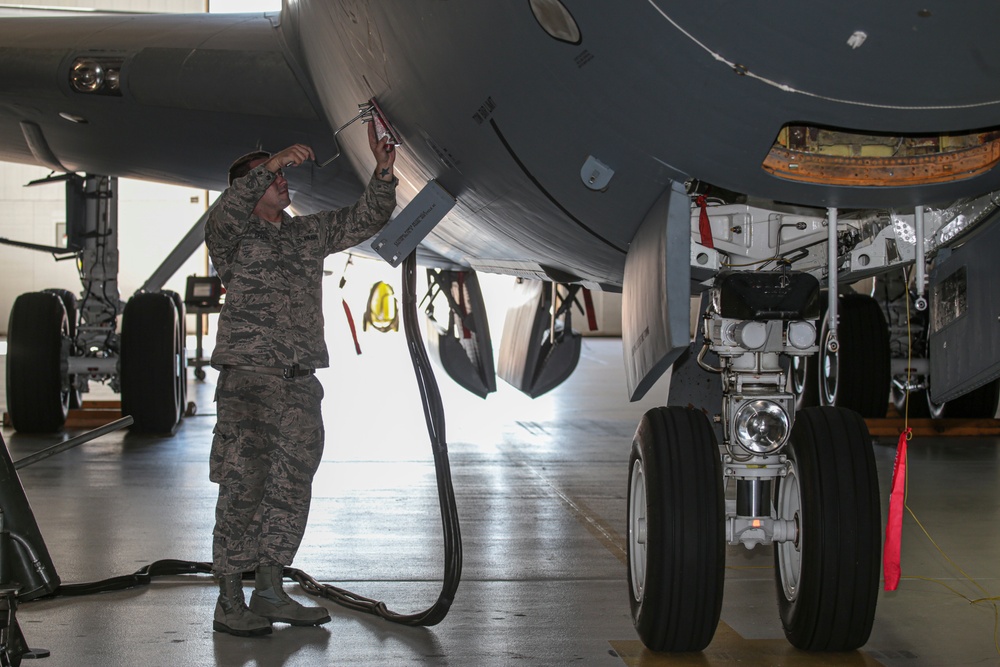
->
[1,335,998,666]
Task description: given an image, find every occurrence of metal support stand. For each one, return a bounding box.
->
[0,514,48,666]
[0,588,48,665]
[0,417,132,665]
[187,305,221,380]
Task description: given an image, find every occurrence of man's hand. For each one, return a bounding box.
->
[265,144,315,173]
[368,121,396,182]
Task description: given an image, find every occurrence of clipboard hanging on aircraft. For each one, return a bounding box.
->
[371,180,456,267]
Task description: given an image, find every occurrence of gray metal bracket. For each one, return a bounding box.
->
[371,180,455,267]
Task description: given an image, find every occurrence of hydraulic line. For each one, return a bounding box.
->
[28,251,463,627]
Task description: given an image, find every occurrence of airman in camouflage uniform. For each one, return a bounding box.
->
[205,125,396,636]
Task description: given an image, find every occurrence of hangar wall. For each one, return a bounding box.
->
[0,0,239,336]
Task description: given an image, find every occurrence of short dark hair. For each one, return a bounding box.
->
[228,150,270,186]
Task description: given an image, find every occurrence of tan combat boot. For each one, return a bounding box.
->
[213,573,272,637]
[249,564,331,626]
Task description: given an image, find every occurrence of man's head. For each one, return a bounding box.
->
[228,150,271,186]
[227,150,291,222]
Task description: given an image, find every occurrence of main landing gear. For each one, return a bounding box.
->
[626,269,881,652]
[4,174,186,435]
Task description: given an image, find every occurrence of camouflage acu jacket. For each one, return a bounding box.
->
[206,164,396,370]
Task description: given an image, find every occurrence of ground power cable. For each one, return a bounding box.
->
[30,251,463,628]
[288,250,462,625]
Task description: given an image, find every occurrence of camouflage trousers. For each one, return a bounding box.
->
[211,368,325,575]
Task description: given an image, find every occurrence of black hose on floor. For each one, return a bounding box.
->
[289,250,463,625]
[38,251,463,627]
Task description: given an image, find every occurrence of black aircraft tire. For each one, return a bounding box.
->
[6,291,69,433]
[121,292,181,434]
[161,289,188,420]
[774,407,880,651]
[43,288,82,410]
[627,407,724,652]
[820,293,890,418]
[791,354,819,410]
[42,288,77,338]
[792,298,825,411]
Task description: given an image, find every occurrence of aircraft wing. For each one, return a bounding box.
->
[0,11,365,211]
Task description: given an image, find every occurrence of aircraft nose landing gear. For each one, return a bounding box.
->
[712,272,881,650]
[626,269,881,653]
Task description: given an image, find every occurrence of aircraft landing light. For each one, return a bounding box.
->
[609,624,886,665]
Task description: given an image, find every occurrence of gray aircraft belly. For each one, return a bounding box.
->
[290,0,1000,290]
[1,2,1000,290]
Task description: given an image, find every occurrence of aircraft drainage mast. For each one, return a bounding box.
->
[698,271,820,549]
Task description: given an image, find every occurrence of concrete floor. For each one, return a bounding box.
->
[1,334,999,666]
